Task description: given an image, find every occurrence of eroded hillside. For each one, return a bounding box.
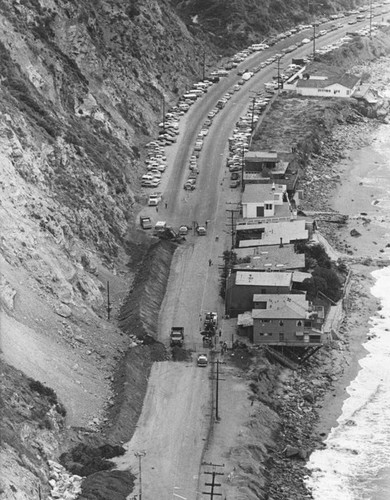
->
[0,0,211,498]
[171,0,366,49]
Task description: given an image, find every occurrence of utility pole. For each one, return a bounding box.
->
[226,208,240,249]
[241,147,246,192]
[134,451,146,500]
[107,281,111,320]
[250,95,256,132]
[202,468,224,499]
[369,0,373,38]
[277,55,284,92]
[216,358,220,420]
[313,21,316,59]
[162,96,166,131]
[212,359,225,421]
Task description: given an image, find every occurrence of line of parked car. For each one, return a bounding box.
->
[141,3,388,198]
[224,91,273,188]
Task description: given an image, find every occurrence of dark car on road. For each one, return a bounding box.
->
[230,172,240,180]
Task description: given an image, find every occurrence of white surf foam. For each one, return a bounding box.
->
[306,266,390,499]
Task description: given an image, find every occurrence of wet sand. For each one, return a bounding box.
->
[312,123,390,439]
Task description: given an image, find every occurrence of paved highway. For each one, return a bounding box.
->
[117,8,389,499]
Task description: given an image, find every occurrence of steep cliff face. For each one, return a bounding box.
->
[0,1,210,498]
[171,0,364,49]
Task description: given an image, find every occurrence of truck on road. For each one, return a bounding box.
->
[140,216,152,229]
[170,327,184,347]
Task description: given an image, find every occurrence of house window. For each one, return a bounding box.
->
[296,320,302,327]
[265,203,272,210]
[296,331,304,337]
[279,320,284,326]
[279,332,284,341]
[304,320,312,328]
[262,319,271,323]
[259,332,271,336]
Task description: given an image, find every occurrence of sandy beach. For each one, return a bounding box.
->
[307,119,390,439]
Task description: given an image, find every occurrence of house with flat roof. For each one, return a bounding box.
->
[251,293,324,345]
[236,219,309,248]
[234,244,306,272]
[241,183,292,219]
[225,271,293,317]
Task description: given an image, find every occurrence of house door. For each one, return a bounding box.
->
[256,206,264,217]
[279,332,284,342]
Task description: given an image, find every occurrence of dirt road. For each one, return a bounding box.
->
[114,362,211,499]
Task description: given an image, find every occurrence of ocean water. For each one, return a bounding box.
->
[305,126,390,499]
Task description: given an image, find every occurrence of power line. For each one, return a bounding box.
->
[202,469,224,499]
[134,451,146,500]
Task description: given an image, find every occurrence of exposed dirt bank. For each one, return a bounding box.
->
[57,239,177,498]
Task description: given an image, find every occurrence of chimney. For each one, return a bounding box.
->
[280,237,283,248]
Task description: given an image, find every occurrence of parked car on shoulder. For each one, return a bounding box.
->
[184,179,196,190]
[230,179,240,188]
[148,192,162,206]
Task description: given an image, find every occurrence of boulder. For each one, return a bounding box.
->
[350,228,361,237]
[54,303,72,318]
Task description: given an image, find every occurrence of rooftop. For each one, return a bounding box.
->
[244,160,289,177]
[235,271,292,287]
[252,294,309,319]
[242,183,286,204]
[296,74,360,89]
[234,244,306,271]
[245,151,278,161]
[237,220,308,247]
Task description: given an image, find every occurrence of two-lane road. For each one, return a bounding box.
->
[116,11,388,498]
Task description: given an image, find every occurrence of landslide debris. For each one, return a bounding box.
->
[0,0,211,498]
[171,0,351,49]
[0,360,67,499]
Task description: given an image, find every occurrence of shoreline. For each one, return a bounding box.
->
[305,122,389,444]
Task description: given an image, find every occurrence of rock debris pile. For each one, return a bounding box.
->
[47,460,83,500]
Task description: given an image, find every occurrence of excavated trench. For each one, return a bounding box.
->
[62,239,179,499]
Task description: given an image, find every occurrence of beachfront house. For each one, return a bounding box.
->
[295,74,360,98]
[247,293,324,345]
[234,243,306,272]
[243,151,299,192]
[241,183,291,219]
[225,271,293,316]
[235,219,309,248]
